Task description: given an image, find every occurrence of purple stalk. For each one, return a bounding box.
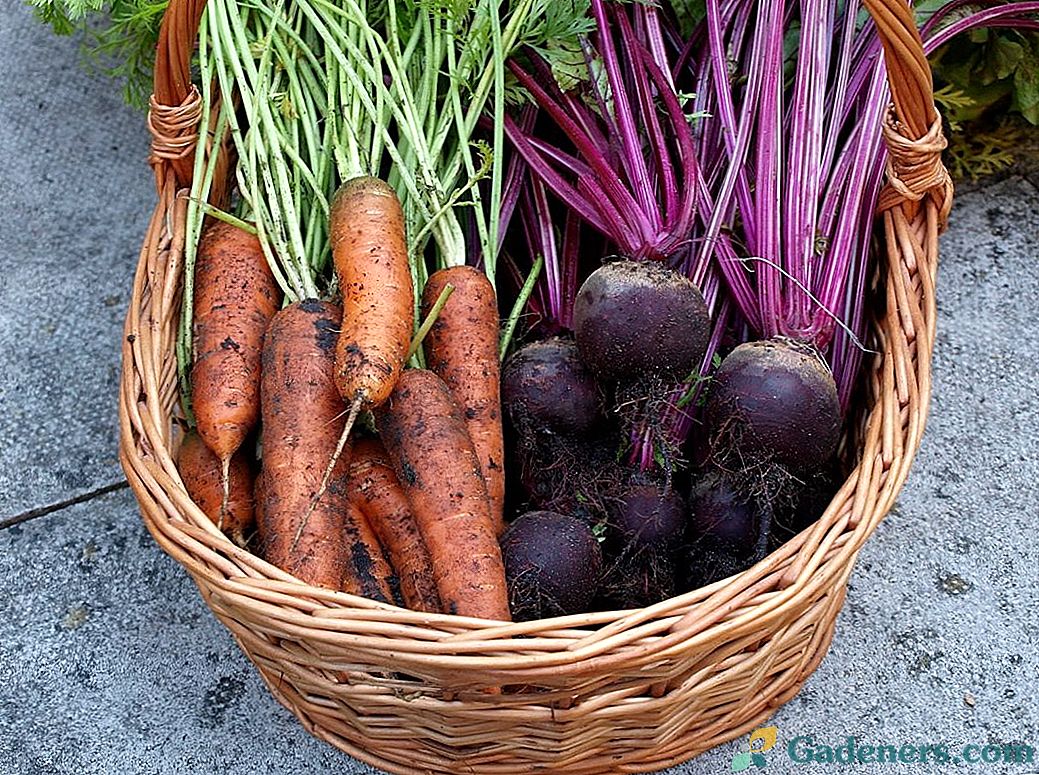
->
[923,4,1039,51]
[821,1,860,175]
[494,106,536,257]
[704,0,757,241]
[507,63,653,246]
[692,174,761,329]
[636,1,675,90]
[618,9,680,225]
[590,0,658,225]
[527,179,562,319]
[560,210,582,330]
[578,38,620,145]
[752,0,785,339]
[783,0,831,335]
[811,72,887,349]
[527,54,614,159]
[833,156,885,411]
[507,3,700,262]
[636,41,701,251]
[503,111,613,235]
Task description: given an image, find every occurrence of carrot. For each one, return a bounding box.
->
[331,176,414,410]
[304,177,416,522]
[256,299,353,591]
[347,438,442,613]
[177,429,254,548]
[378,369,511,621]
[422,266,505,535]
[190,220,280,465]
[341,499,399,605]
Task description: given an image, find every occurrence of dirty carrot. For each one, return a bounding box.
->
[347,438,443,613]
[422,266,506,535]
[331,176,415,410]
[378,369,510,621]
[257,299,352,591]
[190,219,280,497]
[305,176,416,522]
[341,498,399,605]
[177,430,254,548]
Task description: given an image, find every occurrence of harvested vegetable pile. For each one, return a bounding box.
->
[146,0,1038,621]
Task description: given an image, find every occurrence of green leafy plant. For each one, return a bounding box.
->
[923,3,1039,180]
[930,27,1039,125]
[28,0,168,108]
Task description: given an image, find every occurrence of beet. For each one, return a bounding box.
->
[611,483,686,550]
[772,470,839,542]
[687,470,759,556]
[681,544,757,592]
[502,337,602,437]
[599,482,686,609]
[573,261,711,382]
[501,511,603,620]
[599,556,678,610]
[678,471,763,590]
[704,338,841,473]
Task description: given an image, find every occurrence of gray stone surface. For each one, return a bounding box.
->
[1,3,1036,774]
[0,490,373,775]
[0,3,152,520]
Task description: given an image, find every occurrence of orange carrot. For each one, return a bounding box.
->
[177,430,254,547]
[256,299,353,592]
[378,369,510,621]
[191,220,280,464]
[304,177,416,521]
[341,499,399,605]
[348,438,442,613]
[330,176,414,410]
[422,266,505,535]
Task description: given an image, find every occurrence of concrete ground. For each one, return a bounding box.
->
[1,4,1036,774]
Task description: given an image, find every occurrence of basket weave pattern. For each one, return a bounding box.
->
[119,1,952,772]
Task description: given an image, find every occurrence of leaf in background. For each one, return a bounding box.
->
[530,42,588,93]
[944,117,1028,180]
[1012,49,1039,124]
[28,0,82,35]
[29,0,104,25]
[914,0,951,25]
[932,40,984,87]
[932,26,1039,129]
[670,0,706,38]
[783,20,802,84]
[530,0,594,45]
[981,35,1024,84]
[933,84,973,131]
[505,0,594,104]
[26,0,168,108]
[968,26,989,45]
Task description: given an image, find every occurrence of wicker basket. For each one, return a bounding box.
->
[119,0,953,772]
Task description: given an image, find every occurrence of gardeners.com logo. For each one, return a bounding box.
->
[731,726,779,770]
[730,726,1037,770]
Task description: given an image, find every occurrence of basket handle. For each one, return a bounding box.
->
[148,0,207,187]
[154,0,208,107]
[862,0,937,140]
[862,0,953,221]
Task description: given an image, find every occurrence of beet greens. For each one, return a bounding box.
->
[503,0,1039,476]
